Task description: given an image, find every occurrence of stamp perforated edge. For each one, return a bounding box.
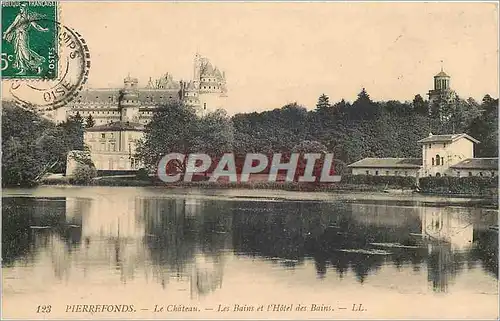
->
[1,0,61,82]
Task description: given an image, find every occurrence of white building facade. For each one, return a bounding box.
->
[348,133,498,179]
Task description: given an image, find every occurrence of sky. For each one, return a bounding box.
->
[4,1,499,114]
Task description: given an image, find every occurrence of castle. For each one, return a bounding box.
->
[55,53,227,125]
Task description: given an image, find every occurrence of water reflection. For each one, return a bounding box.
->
[2,195,498,297]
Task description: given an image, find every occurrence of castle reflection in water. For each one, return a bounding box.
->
[2,194,498,295]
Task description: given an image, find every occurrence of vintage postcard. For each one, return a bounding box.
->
[1,1,498,320]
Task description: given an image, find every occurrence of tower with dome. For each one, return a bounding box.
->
[427,68,458,106]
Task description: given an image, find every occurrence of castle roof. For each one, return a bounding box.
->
[124,75,138,83]
[146,73,180,90]
[70,88,180,105]
[417,133,479,144]
[348,158,422,168]
[450,158,498,170]
[86,121,144,132]
[201,61,214,76]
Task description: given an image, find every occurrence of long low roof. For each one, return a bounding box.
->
[450,158,498,170]
[348,158,422,168]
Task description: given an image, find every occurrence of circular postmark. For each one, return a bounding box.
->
[6,19,90,115]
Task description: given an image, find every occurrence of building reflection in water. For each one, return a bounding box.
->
[2,196,497,296]
[2,195,228,297]
[230,201,497,292]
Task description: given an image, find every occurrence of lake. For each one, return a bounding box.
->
[2,186,498,319]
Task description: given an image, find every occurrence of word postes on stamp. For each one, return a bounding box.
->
[8,22,90,119]
[1,1,58,80]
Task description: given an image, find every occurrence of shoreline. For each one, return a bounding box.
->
[3,184,498,208]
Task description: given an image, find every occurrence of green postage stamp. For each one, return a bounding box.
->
[1,1,58,80]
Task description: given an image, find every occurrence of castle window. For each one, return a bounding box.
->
[479,172,483,177]
[432,158,435,166]
[457,172,460,177]
[385,171,389,176]
[492,172,495,177]
[468,172,473,177]
[441,156,444,164]
[375,171,379,176]
[101,133,105,139]
[395,171,399,176]
[435,154,440,166]
[404,171,408,176]
[428,144,431,148]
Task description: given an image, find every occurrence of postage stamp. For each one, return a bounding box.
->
[1,1,58,80]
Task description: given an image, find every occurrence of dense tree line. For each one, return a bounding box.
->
[2,102,85,187]
[2,86,497,186]
[137,88,497,172]
[232,89,498,164]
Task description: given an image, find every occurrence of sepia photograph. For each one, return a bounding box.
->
[1,1,499,319]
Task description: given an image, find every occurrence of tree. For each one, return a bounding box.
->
[467,95,498,157]
[316,94,330,111]
[2,101,89,186]
[135,101,200,172]
[2,103,61,186]
[85,114,95,128]
[412,94,428,115]
[192,109,234,156]
[292,140,328,154]
[356,88,371,104]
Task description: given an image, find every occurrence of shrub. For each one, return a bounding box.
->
[136,168,150,180]
[340,174,416,188]
[69,165,97,185]
[419,176,498,195]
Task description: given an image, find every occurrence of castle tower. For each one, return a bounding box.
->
[181,80,201,111]
[196,56,227,114]
[119,75,140,122]
[193,53,202,85]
